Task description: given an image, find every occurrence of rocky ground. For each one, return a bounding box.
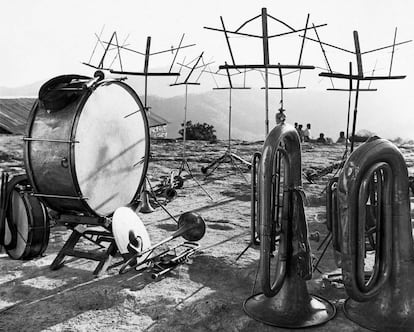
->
[0,134,413,332]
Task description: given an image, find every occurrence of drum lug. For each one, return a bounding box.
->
[61,157,69,168]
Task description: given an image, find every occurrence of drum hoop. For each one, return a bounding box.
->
[3,174,29,250]
[69,79,150,217]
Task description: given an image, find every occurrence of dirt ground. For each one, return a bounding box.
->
[0,135,413,332]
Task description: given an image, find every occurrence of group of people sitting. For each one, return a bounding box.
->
[275,108,349,144]
[295,124,350,144]
[294,122,312,142]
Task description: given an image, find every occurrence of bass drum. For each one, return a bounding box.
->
[24,75,150,217]
[4,175,50,260]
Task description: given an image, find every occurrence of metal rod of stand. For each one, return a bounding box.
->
[262,8,270,136]
[228,88,232,153]
[177,84,213,200]
[182,84,188,170]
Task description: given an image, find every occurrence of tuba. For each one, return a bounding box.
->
[244,123,335,328]
[337,137,414,331]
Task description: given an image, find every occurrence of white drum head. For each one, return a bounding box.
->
[74,82,148,216]
[112,207,151,256]
[5,190,28,259]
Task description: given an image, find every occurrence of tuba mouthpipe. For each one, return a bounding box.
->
[354,162,392,298]
[250,152,262,245]
[258,124,306,297]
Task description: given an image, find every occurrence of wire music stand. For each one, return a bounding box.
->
[205,9,326,136]
[170,52,213,200]
[309,28,411,272]
[315,29,411,153]
[201,64,251,181]
[83,31,197,210]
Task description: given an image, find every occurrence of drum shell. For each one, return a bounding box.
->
[24,79,150,217]
[24,96,89,214]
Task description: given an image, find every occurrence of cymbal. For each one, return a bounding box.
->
[112,207,151,255]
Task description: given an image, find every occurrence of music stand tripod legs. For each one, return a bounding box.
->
[201,88,251,181]
[176,84,213,200]
[201,148,250,181]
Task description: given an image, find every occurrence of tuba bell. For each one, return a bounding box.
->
[244,123,336,328]
[337,137,414,331]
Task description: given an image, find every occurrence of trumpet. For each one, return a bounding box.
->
[119,211,206,277]
[152,171,185,202]
[336,137,414,331]
[244,123,335,328]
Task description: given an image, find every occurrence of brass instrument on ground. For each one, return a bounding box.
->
[118,211,206,277]
[336,137,414,331]
[244,123,335,328]
[153,172,184,202]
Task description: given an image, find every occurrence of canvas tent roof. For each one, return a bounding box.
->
[0,98,167,134]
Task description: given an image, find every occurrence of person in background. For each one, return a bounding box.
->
[276,107,286,125]
[294,122,298,130]
[297,124,304,142]
[336,131,350,144]
[303,123,311,142]
[316,132,327,144]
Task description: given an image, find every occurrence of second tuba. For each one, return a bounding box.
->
[337,137,414,331]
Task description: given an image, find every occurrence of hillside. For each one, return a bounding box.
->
[1,78,411,142]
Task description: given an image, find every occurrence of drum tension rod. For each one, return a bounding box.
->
[31,193,88,200]
[23,137,80,144]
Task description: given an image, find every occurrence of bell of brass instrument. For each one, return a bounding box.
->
[337,137,414,331]
[139,189,155,213]
[244,123,336,328]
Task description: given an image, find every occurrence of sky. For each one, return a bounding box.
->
[1,0,414,140]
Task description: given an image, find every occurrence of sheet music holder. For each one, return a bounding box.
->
[205,8,326,136]
[315,29,411,152]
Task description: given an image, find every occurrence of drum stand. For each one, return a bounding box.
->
[201,88,251,181]
[50,214,122,276]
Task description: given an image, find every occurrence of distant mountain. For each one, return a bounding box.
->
[145,89,348,141]
[147,91,266,141]
[1,79,409,141]
[0,80,44,97]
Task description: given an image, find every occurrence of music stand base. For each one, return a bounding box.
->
[176,158,213,200]
[243,292,336,328]
[343,297,414,332]
[201,150,251,179]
